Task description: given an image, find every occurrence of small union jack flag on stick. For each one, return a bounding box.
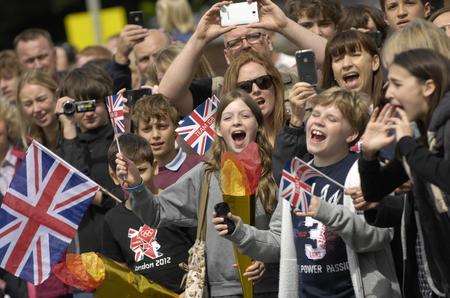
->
[106,94,126,135]
[176,95,220,155]
[0,140,99,285]
[280,157,344,212]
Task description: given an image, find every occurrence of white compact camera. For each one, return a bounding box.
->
[220,2,259,27]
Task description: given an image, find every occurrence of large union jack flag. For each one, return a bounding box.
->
[106,94,125,134]
[280,157,322,212]
[176,95,220,155]
[0,140,99,285]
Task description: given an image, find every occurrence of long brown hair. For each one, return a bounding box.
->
[322,30,383,107]
[205,89,277,214]
[222,50,286,145]
[392,49,450,137]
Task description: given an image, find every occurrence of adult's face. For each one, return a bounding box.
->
[134,34,168,78]
[384,0,430,31]
[223,27,271,64]
[237,61,275,121]
[331,49,380,96]
[16,37,56,76]
[297,13,336,40]
[0,72,19,103]
[433,11,450,37]
[19,83,56,129]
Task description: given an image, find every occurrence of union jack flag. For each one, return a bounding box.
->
[106,94,126,134]
[0,140,99,285]
[176,95,220,155]
[280,157,322,212]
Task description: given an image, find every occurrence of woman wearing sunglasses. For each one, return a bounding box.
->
[222,50,287,146]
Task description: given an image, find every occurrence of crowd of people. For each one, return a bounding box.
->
[0,0,449,297]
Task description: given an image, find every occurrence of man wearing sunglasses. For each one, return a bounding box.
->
[158,0,328,117]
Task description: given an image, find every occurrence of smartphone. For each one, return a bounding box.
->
[128,11,144,27]
[367,30,383,48]
[214,202,236,235]
[124,89,152,107]
[295,49,318,86]
[220,2,259,27]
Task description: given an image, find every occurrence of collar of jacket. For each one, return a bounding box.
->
[78,124,114,142]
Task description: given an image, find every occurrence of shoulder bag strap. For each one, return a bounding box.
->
[196,171,211,241]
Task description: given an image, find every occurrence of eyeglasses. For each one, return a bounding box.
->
[237,75,273,93]
[225,32,265,50]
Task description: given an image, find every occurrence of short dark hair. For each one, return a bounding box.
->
[339,5,388,40]
[14,28,54,50]
[379,0,430,12]
[107,133,154,170]
[57,64,113,102]
[285,0,342,25]
[132,94,180,128]
[429,6,450,22]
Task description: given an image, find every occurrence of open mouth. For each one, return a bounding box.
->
[232,130,246,142]
[310,129,326,143]
[255,98,266,106]
[343,72,360,90]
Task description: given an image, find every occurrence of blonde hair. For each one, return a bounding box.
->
[222,51,286,145]
[17,70,57,146]
[205,89,277,214]
[0,101,25,148]
[147,43,215,85]
[311,87,370,145]
[156,0,195,34]
[382,19,450,67]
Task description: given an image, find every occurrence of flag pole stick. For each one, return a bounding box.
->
[99,185,122,203]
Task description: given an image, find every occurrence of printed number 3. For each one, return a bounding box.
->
[304,217,326,260]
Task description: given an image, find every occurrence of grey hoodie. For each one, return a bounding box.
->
[130,162,279,297]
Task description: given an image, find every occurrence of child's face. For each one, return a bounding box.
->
[218,99,258,153]
[74,100,109,133]
[135,160,154,186]
[384,0,429,31]
[109,160,153,186]
[386,64,430,121]
[306,104,357,158]
[137,117,177,163]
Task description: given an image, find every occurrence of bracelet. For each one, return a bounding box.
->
[122,178,145,193]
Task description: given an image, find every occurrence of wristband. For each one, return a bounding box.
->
[122,178,145,193]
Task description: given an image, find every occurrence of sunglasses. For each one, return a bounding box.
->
[236,75,273,93]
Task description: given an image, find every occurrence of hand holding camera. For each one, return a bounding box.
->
[213,202,237,236]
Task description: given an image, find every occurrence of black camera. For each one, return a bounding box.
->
[123,89,152,107]
[63,100,96,116]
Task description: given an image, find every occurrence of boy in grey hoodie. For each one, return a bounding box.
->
[213,88,401,297]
